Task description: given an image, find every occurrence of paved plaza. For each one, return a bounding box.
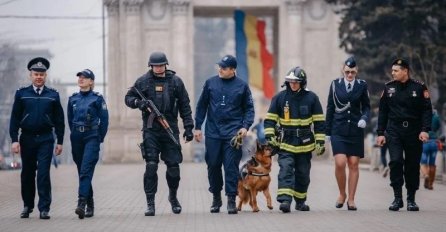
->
[1,160,445,232]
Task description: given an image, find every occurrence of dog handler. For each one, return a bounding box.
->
[264,66,326,213]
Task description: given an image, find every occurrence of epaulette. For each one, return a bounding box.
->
[17,86,28,90]
[385,80,396,85]
[356,79,365,84]
[93,91,102,97]
[46,87,58,92]
[71,92,79,96]
[412,79,425,85]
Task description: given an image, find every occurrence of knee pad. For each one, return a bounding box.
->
[167,165,180,179]
[145,161,158,177]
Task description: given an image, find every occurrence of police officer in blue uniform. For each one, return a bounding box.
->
[325,57,370,210]
[125,52,194,216]
[9,57,65,219]
[264,66,325,213]
[68,69,109,219]
[194,55,255,214]
[377,58,432,211]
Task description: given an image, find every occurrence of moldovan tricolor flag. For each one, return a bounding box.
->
[234,10,275,99]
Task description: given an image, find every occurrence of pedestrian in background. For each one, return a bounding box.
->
[194,55,255,214]
[376,58,432,211]
[125,52,194,216]
[9,57,65,219]
[264,66,325,213]
[68,69,108,219]
[325,57,370,210]
[420,109,441,190]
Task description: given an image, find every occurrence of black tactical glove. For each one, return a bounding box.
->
[183,128,194,142]
[136,99,150,111]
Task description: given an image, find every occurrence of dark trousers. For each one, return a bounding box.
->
[277,152,312,202]
[20,133,54,212]
[143,130,182,196]
[71,131,100,199]
[205,137,242,196]
[386,123,423,191]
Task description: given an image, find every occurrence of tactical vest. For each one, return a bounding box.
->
[146,74,178,116]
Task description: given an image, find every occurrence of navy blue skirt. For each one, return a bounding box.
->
[331,135,364,158]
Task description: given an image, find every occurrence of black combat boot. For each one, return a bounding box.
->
[75,197,87,219]
[210,192,222,213]
[227,195,237,214]
[389,187,404,211]
[279,201,291,213]
[145,195,155,216]
[407,190,419,211]
[294,198,310,211]
[168,189,182,214]
[85,198,94,218]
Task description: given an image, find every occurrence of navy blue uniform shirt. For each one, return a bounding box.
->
[195,75,255,139]
[9,85,65,144]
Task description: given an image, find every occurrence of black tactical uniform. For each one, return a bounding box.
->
[264,67,325,213]
[125,52,194,216]
[377,58,432,211]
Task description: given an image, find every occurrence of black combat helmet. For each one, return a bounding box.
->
[285,66,307,88]
[148,52,169,66]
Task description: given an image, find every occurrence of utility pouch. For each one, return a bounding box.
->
[138,142,147,160]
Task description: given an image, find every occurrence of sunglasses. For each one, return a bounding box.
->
[344,70,357,75]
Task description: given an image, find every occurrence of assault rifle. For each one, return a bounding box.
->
[132,86,180,147]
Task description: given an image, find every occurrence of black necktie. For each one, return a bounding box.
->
[36,88,41,95]
[347,83,351,92]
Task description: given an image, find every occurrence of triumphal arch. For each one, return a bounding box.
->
[103,0,345,163]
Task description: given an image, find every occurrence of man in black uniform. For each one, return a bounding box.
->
[376,58,432,211]
[9,57,65,219]
[125,52,194,216]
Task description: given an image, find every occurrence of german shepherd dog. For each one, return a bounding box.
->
[237,141,273,212]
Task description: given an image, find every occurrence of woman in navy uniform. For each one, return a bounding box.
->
[264,66,326,213]
[68,69,109,219]
[194,55,255,214]
[9,57,65,219]
[325,57,370,210]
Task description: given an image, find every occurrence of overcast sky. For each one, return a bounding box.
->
[0,0,104,89]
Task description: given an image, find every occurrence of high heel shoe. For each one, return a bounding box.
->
[347,202,357,211]
[335,201,344,208]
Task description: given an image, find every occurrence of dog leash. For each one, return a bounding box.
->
[230,133,243,149]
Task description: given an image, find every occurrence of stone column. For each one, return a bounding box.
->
[169,0,194,161]
[280,0,306,75]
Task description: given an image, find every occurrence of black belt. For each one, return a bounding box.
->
[282,128,311,136]
[389,120,420,128]
[21,129,52,136]
[74,125,98,132]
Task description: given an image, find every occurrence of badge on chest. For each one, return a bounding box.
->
[156,85,163,92]
[387,87,395,97]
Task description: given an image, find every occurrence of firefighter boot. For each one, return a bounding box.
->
[407,190,419,211]
[85,198,94,218]
[168,188,182,214]
[280,201,291,213]
[145,194,155,216]
[227,195,237,214]
[210,192,222,213]
[388,187,403,211]
[75,197,87,219]
[294,198,310,211]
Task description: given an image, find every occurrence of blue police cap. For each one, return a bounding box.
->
[392,58,410,70]
[344,56,356,68]
[76,69,95,80]
[217,55,237,69]
[27,57,50,72]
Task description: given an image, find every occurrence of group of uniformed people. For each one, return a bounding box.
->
[10,53,432,219]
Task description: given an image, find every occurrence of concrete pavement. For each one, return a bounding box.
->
[0,160,445,232]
